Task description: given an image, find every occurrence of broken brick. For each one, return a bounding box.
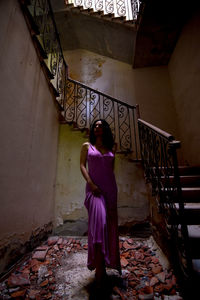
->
[40,279,49,287]
[32,250,48,261]
[150,276,159,286]
[47,236,59,246]
[7,273,30,287]
[156,271,166,283]
[121,256,129,267]
[152,265,163,274]
[10,289,26,298]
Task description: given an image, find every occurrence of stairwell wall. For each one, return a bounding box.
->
[0,0,59,274]
[64,49,179,136]
[54,49,179,227]
[168,9,200,166]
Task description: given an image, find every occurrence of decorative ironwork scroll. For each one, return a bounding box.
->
[131,0,140,19]
[74,0,83,6]
[95,0,103,11]
[65,79,139,155]
[103,97,115,138]
[118,103,131,151]
[84,0,93,9]
[105,0,114,14]
[116,0,126,17]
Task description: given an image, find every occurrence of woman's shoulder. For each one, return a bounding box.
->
[81,142,90,151]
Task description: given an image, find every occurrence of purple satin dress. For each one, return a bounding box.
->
[84,144,121,272]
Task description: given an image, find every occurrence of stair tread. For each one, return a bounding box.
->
[161,175,200,187]
[175,203,200,209]
[192,259,200,275]
[188,225,200,239]
[178,166,200,175]
[183,203,200,209]
[161,175,200,180]
[182,187,200,191]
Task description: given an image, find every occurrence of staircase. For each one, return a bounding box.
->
[65,0,140,25]
[138,119,200,292]
[19,0,140,156]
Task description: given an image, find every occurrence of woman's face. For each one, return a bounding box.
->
[94,120,103,136]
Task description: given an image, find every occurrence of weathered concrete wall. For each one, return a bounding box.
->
[64,49,179,136]
[0,0,59,273]
[55,125,149,227]
[168,9,200,165]
[55,125,88,225]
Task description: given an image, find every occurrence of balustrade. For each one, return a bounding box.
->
[66,0,140,21]
[27,0,68,107]
[138,119,192,278]
[65,78,139,155]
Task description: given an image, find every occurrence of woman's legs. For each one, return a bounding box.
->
[95,243,106,283]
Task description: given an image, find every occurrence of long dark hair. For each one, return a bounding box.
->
[89,119,114,151]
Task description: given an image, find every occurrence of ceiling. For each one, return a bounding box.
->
[51,0,137,65]
[51,0,198,68]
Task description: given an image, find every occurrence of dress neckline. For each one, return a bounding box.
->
[90,144,110,155]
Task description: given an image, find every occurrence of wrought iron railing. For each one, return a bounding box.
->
[64,78,140,155]
[66,0,141,21]
[26,0,68,108]
[138,118,192,278]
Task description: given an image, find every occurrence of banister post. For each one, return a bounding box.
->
[136,104,140,119]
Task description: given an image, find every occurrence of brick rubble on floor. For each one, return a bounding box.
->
[0,236,183,299]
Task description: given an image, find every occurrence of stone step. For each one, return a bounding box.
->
[178,166,200,176]
[192,259,200,277]
[153,166,200,177]
[182,187,200,202]
[112,16,126,22]
[168,203,200,225]
[101,13,115,19]
[188,225,200,258]
[161,175,200,187]
[160,187,200,203]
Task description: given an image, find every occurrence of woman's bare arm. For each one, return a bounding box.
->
[80,142,101,195]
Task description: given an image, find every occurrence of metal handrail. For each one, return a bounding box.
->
[138,119,175,141]
[67,78,136,109]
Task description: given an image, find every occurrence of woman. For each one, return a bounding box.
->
[80,119,121,285]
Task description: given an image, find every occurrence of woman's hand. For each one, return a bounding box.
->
[89,182,101,196]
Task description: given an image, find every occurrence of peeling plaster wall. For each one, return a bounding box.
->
[64,49,179,136]
[0,0,59,272]
[168,10,200,165]
[55,125,88,225]
[55,125,149,227]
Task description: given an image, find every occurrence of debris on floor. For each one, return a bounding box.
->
[0,236,183,299]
